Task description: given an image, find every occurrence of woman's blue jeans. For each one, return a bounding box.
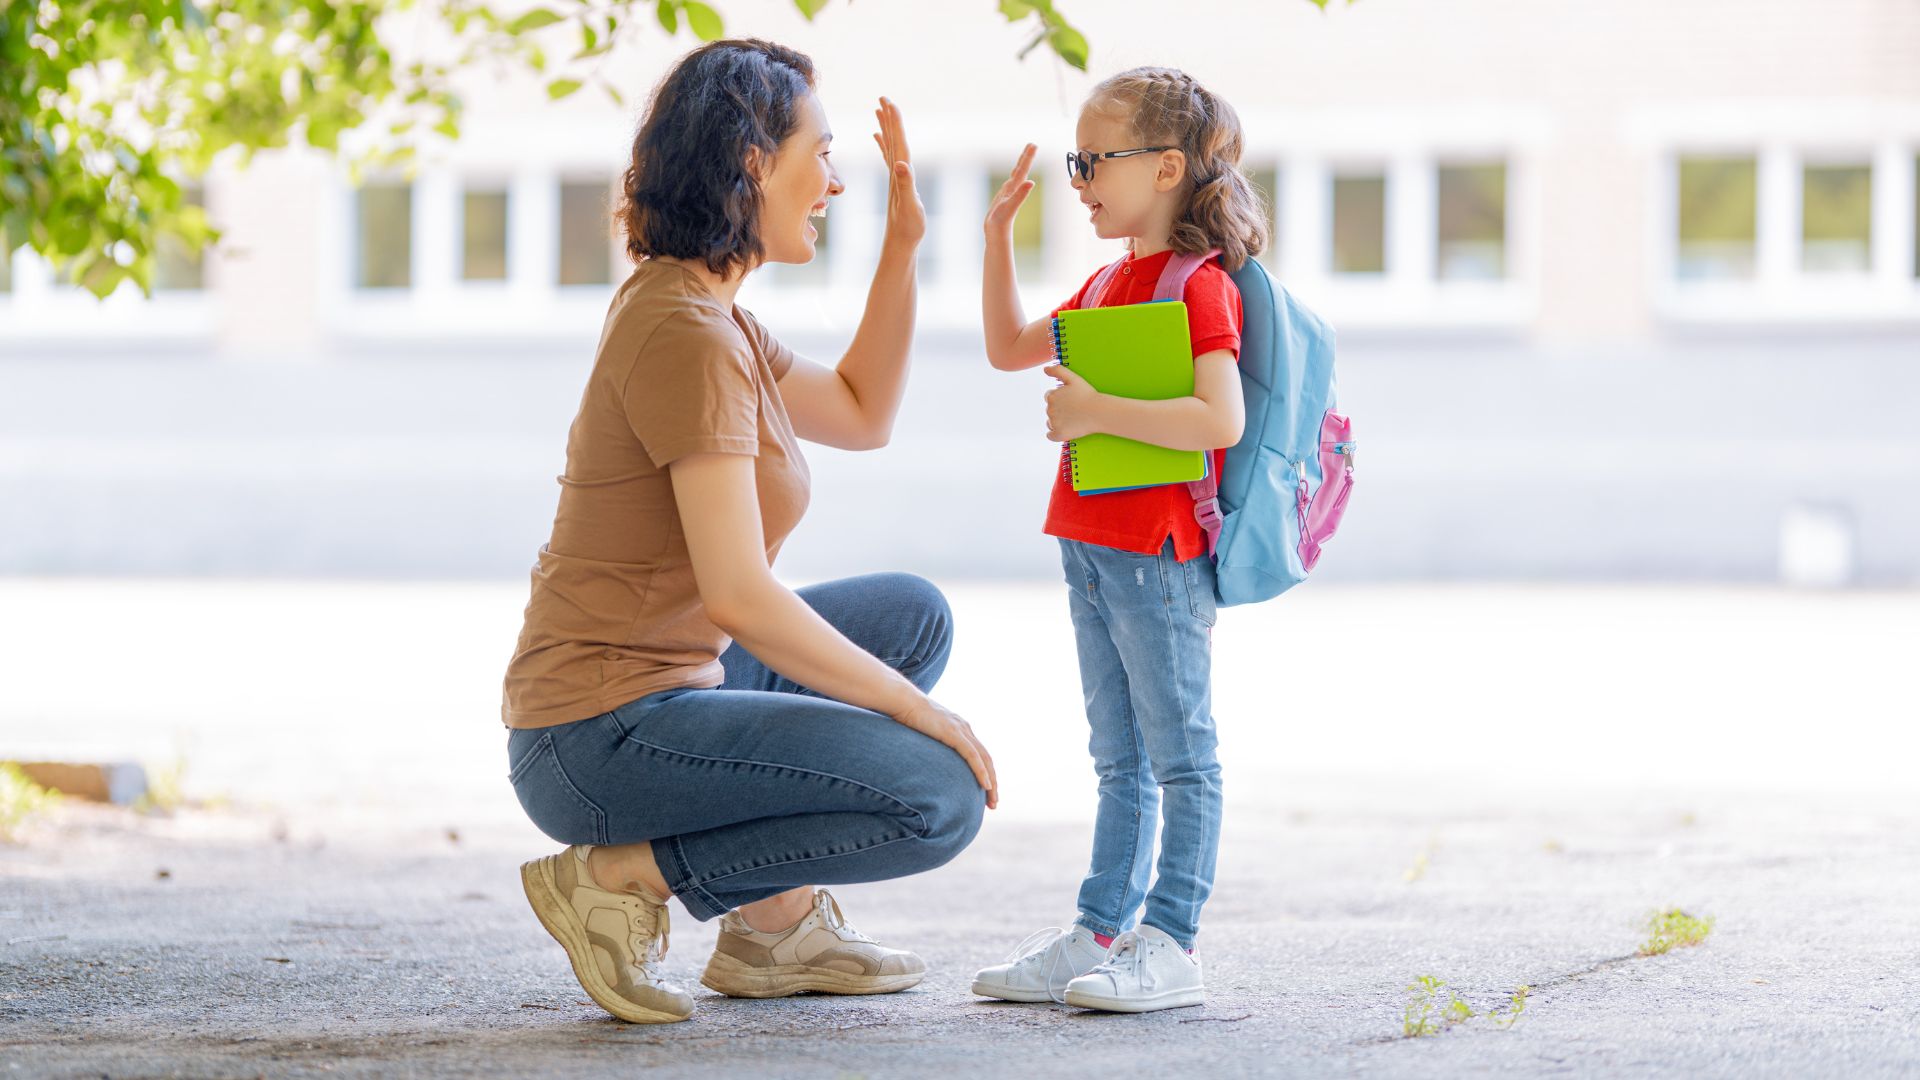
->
[506,572,985,921]
[1061,538,1223,951]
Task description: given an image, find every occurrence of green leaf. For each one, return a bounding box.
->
[1047,24,1089,69]
[682,1,723,39]
[998,0,1036,18]
[506,8,564,34]
[656,0,678,33]
[547,78,583,100]
[54,216,92,257]
[793,0,832,17]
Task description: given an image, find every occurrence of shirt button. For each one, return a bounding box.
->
[1121,266,1132,275]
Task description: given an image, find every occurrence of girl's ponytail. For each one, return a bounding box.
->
[1090,68,1269,271]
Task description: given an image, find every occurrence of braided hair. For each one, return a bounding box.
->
[1087,67,1268,271]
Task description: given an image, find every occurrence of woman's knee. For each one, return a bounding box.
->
[903,747,984,866]
[873,572,953,687]
[916,789,984,870]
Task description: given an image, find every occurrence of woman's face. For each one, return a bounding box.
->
[755,91,845,267]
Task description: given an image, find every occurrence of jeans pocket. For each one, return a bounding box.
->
[507,731,608,846]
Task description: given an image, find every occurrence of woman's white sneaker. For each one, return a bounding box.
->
[971,923,1110,1003]
[1062,924,1205,1013]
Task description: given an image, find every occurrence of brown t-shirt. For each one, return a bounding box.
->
[501,259,810,729]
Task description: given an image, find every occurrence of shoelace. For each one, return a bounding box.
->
[1085,930,1156,993]
[623,895,672,984]
[817,890,878,944]
[1004,926,1079,1004]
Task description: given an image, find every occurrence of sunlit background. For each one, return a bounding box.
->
[3,0,1917,815]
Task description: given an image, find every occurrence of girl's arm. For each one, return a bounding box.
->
[668,451,998,808]
[779,98,924,451]
[1043,350,1245,451]
[982,144,1057,372]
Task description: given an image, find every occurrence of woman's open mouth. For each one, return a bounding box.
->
[1087,202,1103,221]
[806,200,828,240]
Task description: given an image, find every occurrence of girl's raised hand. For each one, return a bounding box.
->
[985,143,1038,241]
[872,96,926,249]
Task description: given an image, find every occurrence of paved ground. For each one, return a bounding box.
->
[5,781,1918,1079]
[4,580,1918,1077]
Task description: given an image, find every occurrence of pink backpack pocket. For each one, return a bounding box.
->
[1297,411,1356,573]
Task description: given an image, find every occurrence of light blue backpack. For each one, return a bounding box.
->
[1086,248,1355,605]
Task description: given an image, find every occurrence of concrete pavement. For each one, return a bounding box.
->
[4,779,1917,1078]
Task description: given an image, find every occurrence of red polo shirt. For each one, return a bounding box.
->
[1043,248,1244,562]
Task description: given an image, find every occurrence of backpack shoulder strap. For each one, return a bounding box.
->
[1153,247,1223,304]
[1152,248,1227,554]
[1083,255,1130,310]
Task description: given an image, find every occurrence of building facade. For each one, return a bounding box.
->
[3,0,1917,583]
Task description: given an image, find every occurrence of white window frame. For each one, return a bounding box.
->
[1636,101,1920,326]
[1238,105,1543,333]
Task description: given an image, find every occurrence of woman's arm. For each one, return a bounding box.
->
[1042,350,1245,452]
[669,451,998,807]
[982,144,1057,372]
[778,97,925,451]
[777,238,917,451]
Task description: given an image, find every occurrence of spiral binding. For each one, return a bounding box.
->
[1051,315,1081,486]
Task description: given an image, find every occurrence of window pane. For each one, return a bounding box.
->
[1436,162,1506,280]
[154,186,206,291]
[462,188,509,281]
[1249,165,1281,269]
[1331,173,1385,274]
[558,180,613,286]
[1801,164,1871,274]
[989,170,1044,276]
[1676,156,1755,280]
[356,183,412,289]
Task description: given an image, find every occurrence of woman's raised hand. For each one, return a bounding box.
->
[872,96,926,249]
[892,695,999,810]
[984,144,1037,242]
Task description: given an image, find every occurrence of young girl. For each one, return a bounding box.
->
[972,67,1268,1013]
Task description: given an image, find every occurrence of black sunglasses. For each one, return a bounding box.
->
[1065,146,1177,184]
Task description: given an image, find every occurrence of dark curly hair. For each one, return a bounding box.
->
[618,39,817,280]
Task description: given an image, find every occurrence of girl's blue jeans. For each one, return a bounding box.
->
[1060,537,1223,951]
[505,572,985,921]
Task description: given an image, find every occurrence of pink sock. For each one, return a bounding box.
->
[1092,931,1115,949]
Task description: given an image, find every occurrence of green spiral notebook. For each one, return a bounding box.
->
[1051,301,1207,494]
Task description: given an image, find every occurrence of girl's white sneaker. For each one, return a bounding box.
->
[971,924,1111,1003]
[1062,924,1206,1013]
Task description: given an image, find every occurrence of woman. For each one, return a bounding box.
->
[500,39,996,1025]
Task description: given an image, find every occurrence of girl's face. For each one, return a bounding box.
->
[754,91,845,267]
[1071,105,1183,242]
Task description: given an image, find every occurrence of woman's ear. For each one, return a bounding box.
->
[744,143,770,183]
[1154,149,1188,193]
